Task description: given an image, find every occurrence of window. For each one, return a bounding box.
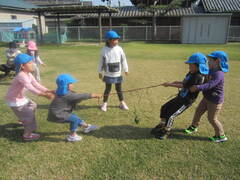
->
[11,15,17,20]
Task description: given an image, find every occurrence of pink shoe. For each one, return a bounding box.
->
[23,133,40,141]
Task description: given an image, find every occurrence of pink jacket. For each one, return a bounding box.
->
[5,71,48,106]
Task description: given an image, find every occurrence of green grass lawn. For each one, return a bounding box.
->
[0,42,240,180]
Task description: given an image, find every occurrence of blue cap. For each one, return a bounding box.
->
[14,53,33,74]
[185,53,209,75]
[56,74,77,96]
[105,30,120,40]
[208,51,229,72]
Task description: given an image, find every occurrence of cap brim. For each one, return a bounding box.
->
[185,60,195,64]
[207,54,217,58]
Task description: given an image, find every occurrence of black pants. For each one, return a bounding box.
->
[103,83,124,102]
[160,97,191,129]
[0,64,13,76]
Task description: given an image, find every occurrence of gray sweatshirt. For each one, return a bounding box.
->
[98,45,128,77]
[48,91,91,122]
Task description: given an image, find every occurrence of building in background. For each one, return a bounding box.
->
[24,0,92,6]
[0,0,46,42]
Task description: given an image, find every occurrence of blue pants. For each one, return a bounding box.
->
[66,114,85,132]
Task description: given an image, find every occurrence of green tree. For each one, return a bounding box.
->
[138,0,185,41]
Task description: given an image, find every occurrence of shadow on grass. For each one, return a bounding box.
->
[37,104,119,110]
[85,125,153,140]
[86,125,209,141]
[169,128,210,141]
[76,105,119,110]
[0,123,209,142]
[0,123,70,143]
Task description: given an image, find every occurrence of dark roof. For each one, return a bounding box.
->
[72,6,204,19]
[0,0,38,10]
[34,5,118,14]
[202,0,240,13]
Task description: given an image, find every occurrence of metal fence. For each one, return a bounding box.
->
[47,26,181,42]
[1,25,239,43]
[228,26,240,42]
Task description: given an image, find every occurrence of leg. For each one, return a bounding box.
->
[103,83,112,102]
[35,66,41,82]
[11,101,39,140]
[66,114,98,140]
[207,101,224,136]
[191,98,208,127]
[165,104,190,130]
[67,114,85,134]
[153,97,186,137]
[116,83,129,110]
[115,83,124,101]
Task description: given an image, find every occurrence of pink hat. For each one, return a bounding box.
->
[27,41,38,50]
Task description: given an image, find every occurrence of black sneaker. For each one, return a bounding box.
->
[151,124,165,135]
[155,129,170,140]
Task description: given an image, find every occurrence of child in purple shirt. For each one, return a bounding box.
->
[184,51,229,143]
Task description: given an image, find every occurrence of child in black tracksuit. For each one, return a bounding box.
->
[151,53,209,139]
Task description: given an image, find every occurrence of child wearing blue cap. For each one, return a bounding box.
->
[48,74,102,142]
[151,53,209,139]
[98,30,129,112]
[184,51,229,143]
[5,54,54,141]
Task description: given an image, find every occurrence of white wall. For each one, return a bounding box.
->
[0,9,47,33]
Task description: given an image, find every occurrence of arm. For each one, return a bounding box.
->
[66,92,102,104]
[162,81,183,88]
[121,48,129,74]
[30,73,49,92]
[6,50,15,59]
[190,72,222,92]
[37,56,45,65]
[98,51,104,79]
[18,74,45,95]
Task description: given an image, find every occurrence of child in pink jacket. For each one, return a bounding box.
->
[5,54,53,141]
[27,41,45,82]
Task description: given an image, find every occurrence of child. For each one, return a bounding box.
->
[151,53,209,139]
[184,51,229,143]
[27,41,45,82]
[48,74,102,142]
[98,30,129,112]
[0,42,21,76]
[5,54,53,141]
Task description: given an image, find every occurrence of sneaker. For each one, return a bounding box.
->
[154,129,170,140]
[119,102,129,110]
[150,123,165,135]
[100,103,107,112]
[209,135,228,143]
[83,124,98,133]
[67,134,82,142]
[184,125,198,134]
[23,133,40,141]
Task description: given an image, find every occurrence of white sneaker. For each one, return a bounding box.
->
[67,134,82,142]
[119,102,129,110]
[100,103,107,112]
[83,124,98,133]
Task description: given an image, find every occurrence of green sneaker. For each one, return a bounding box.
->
[184,125,198,134]
[209,135,228,143]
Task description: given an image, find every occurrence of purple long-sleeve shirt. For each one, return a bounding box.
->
[197,70,225,104]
